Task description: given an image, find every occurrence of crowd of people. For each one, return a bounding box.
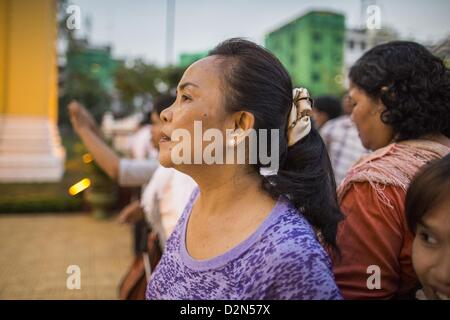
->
[68,38,449,300]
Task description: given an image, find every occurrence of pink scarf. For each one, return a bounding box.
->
[338,139,450,208]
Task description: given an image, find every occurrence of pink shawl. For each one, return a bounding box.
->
[337,139,450,208]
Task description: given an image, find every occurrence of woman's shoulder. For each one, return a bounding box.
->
[338,139,449,202]
[242,199,340,299]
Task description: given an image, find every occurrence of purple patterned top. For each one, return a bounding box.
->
[146,188,342,300]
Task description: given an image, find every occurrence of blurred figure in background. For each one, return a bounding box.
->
[68,102,158,187]
[311,95,342,129]
[319,92,368,186]
[111,95,196,299]
[333,41,450,299]
[117,95,197,249]
[405,154,450,300]
[127,111,158,160]
[68,95,178,299]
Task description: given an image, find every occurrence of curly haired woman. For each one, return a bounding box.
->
[333,41,450,299]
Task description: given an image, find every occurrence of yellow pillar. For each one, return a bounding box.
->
[0,0,65,182]
[0,0,6,110]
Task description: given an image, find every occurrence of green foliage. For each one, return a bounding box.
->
[114,60,186,112]
[0,191,82,213]
[60,71,112,127]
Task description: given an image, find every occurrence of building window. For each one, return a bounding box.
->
[311,72,321,82]
[312,32,322,42]
[361,41,366,51]
[312,52,321,62]
[348,40,355,50]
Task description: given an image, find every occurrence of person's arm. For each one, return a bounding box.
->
[69,100,158,185]
[78,127,120,180]
[118,158,159,187]
[117,199,145,224]
[68,100,120,180]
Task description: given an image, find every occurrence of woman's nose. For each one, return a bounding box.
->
[160,107,173,123]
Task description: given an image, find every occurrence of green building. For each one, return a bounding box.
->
[178,51,208,68]
[66,39,119,93]
[265,11,345,96]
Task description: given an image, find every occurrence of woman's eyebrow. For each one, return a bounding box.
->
[178,82,199,91]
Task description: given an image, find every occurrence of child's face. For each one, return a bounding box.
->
[412,197,450,300]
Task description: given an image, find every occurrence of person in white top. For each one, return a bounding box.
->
[68,101,159,187]
[122,97,197,248]
[141,166,196,246]
[319,93,368,186]
[69,95,196,250]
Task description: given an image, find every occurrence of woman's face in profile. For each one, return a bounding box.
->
[158,56,233,170]
[349,83,394,151]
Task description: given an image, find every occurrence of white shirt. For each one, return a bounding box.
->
[319,115,368,186]
[118,158,159,187]
[141,166,197,247]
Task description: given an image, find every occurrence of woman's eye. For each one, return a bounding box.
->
[181,95,191,102]
[420,231,438,245]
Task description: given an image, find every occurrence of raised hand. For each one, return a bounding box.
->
[68,100,101,136]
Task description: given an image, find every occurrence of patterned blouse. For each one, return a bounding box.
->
[146,188,342,300]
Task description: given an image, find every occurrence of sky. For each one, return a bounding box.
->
[67,0,450,66]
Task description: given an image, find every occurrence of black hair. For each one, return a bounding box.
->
[405,154,450,233]
[349,41,450,141]
[314,95,342,120]
[209,38,343,252]
[140,111,152,125]
[153,94,176,115]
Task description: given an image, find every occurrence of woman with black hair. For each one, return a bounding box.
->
[145,38,343,299]
[333,41,450,299]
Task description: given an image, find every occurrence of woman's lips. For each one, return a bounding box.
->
[159,132,171,143]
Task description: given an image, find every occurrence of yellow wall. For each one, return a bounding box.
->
[0,0,7,114]
[0,0,58,121]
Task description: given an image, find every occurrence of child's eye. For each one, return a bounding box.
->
[420,231,438,245]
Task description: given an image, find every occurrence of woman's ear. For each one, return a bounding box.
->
[370,97,386,116]
[233,111,255,132]
[227,111,255,146]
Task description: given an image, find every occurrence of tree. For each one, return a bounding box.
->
[114,60,186,113]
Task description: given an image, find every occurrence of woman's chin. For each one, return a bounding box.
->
[158,151,175,168]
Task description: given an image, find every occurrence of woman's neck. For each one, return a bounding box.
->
[190,165,268,218]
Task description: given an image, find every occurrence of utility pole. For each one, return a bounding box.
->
[166,0,176,66]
